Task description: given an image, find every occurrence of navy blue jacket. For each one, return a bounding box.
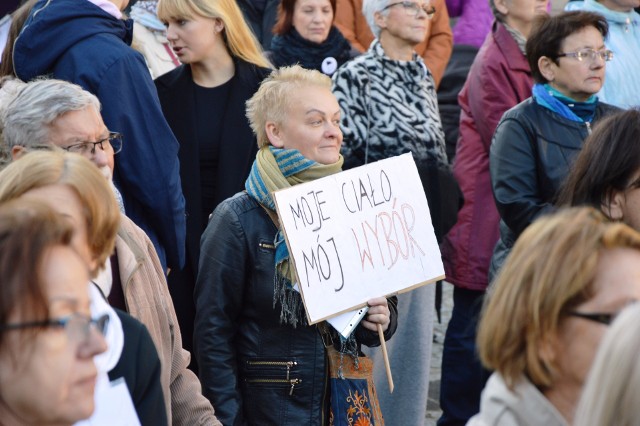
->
[14,0,186,270]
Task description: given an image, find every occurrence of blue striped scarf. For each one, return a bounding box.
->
[245,146,343,326]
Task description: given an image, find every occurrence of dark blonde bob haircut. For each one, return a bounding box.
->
[477,207,640,389]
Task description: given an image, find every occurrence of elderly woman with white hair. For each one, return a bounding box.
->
[331,0,447,423]
[331,0,447,170]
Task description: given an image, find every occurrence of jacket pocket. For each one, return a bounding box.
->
[243,358,302,395]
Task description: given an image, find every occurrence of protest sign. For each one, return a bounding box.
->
[273,153,444,325]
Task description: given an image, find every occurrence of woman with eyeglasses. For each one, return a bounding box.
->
[0,198,108,426]
[488,11,620,280]
[0,151,169,425]
[470,207,640,425]
[566,0,640,109]
[331,0,448,423]
[332,0,448,169]
[267,0,353,75]
[334,0,452,86]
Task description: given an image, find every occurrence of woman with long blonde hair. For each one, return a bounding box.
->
[155,0,271,363]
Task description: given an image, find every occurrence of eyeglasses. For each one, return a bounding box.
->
[381,1,436,19]
[62,132,123,156]
[568,311,616,325]
[556,48,614,63]
[1,313,110,344]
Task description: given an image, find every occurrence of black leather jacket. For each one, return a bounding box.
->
[488,98,619,279]
[194,192,398,426]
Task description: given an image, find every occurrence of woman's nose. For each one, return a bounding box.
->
[325,122,341,138]
[166,25,177,40]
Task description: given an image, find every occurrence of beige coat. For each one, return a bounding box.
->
[116,216,221,425]
[467,373,569,426]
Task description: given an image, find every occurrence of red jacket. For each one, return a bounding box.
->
[441,21,532,290]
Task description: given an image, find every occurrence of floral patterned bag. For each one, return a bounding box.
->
[327,345,384,426]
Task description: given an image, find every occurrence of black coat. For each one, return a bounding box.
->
[155,60,271,368]
[108,309,167,426]
[489,98,620,278]
[194,192,398,426]
[155,59,271,276]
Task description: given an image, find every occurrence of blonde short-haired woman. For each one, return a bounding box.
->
[194,65,398,425]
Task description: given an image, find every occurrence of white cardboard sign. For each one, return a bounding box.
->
[273,153,444,324]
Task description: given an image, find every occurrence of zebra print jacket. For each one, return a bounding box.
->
[332,40,448,169]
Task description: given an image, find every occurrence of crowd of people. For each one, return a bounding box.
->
[0,0,639,424]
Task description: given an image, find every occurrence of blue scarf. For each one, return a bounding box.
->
[245,146,343,326]
[532,84,598,123]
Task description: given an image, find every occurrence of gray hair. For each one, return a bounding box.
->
[363,0,391,39]
[0,78,101,150]
[489,0,507,22]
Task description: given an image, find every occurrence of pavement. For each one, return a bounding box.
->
[425,281,454,426]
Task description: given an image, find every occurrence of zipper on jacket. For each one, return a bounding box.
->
[259,242,275,250]
[585,121,592,135]
[246,360,297,380]
[245,378,301,395]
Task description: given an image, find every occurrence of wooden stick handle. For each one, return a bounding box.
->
[377,323,394,393]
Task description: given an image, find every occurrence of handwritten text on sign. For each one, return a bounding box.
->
[273,154,444,324]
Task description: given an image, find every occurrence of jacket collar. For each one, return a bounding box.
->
[115,217,145,292]
[493,21,530,73]
[369,39,431,83]
[476,373,569,426]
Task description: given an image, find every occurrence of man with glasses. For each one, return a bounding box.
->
[12,0,186,274]
[567,0,640,108]
[0,77,220,426]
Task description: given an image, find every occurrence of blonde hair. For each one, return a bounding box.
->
[477,207,640,389]
[246,65,332,148]
[157,0,270,68]
[0,151,120,275]
[574,304,640,426]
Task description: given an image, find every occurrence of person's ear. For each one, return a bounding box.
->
[538,56,556,82]
[494,0,510,17]
[603,189,625,221]
[214,18,225,33]
[266,122,285,148]
[374,11,388,31]
[11,145,27,161]
[537,333,559,377]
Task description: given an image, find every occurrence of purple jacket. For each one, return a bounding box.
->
[446,0,493,47]
[441,21,532,290]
